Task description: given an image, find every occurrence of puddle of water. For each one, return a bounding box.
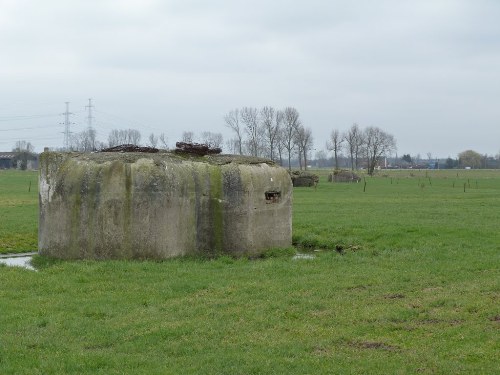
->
[292,253,316,260]
[0,256,35,270]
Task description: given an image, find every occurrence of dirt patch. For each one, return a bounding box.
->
[312,346,331,357]
[416,319,464,326]
[349,340,400,351]
[489,315,500,322]
[346,285,369,291]
[335,244,361,255]
[385,293,405,299]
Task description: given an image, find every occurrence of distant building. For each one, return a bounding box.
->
[0,152,39,170]
[0,152,15,169]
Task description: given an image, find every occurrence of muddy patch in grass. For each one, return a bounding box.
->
[385,293,405,299]
[406,319,464,328]
[348,340,400,351]
[346,284,372,291]
[311,346,332,357]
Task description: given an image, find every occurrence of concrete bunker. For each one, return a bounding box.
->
[38,150,292,259]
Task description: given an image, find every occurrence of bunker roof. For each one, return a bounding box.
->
[41,150,277,167]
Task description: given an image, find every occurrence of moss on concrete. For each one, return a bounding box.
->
[39,151,292,259]
[209,164,224,255]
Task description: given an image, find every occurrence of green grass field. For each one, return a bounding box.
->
[0,170,38,254]
[1,169,499,374]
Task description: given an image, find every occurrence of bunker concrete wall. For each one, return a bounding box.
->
[39,152,292,259]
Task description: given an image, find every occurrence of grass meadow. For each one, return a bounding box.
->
[0,170,38,254]
[0,168,499,374]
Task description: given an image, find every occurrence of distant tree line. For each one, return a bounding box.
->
[7,114,499,173]
[394,150,499,169]
[66,128,168,152]
[328,123,397,175]
[317,149,500,170]
[180,131,224,150]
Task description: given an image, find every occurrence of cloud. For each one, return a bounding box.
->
[1,0,499,155]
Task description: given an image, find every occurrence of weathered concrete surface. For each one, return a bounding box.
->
[328,170,361,183]
[290,171,319,187]
[39,151,292,259]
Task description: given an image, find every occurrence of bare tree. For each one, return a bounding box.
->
[108,129,142,147]
[295,130,304,170]
[12,140,36,170]
[73,128,100,152]
[13,140,34,154]
[282,107,301,170]
[181,131,194,143]
[200,131,223,149]
[295,125,313,170]
[363,126,396,175]
[240,107,261,157]
[224,109,243,155]
[108,129,125,147]
[225,138,241,154]
[315,150,328,168]
[261,106,282,161]
[159,133,168,149]
[148,133,158,148]
[126,129,141,145]
[327,129,343,170]
[354,130,364,170]
[302,127,313,170]
[224,105,302,161]
[343,123,363,170]
[275,128,285,166]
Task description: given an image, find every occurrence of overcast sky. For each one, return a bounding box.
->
[1,0,499,158]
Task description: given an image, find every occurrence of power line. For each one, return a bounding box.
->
[0,135,62,142]
[0,113,60,121]
[0,124,60,132]
[93,109,164,133]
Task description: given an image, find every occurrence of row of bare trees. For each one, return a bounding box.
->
[224,106,313,170]
[67,128,168,152]
[69,126,225,153]
[180,131,224,149]
[328,123,396,175]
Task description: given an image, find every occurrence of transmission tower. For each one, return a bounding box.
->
[85,98,95,129]
[61,102,74,151]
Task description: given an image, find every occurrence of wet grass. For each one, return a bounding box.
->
[293,169,500,254]
[0,169,499,373]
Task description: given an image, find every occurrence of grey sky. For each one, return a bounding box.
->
[1,0,499,158]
